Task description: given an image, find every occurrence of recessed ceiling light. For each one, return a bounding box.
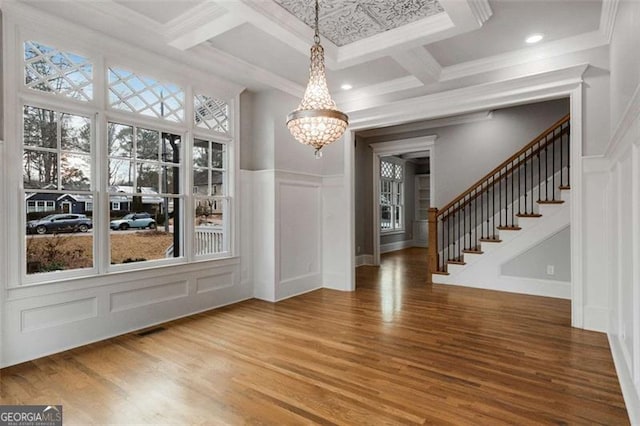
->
[525,34,543,44]
[341,83,353,91]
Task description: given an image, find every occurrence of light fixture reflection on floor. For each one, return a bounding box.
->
[286,0,349,159]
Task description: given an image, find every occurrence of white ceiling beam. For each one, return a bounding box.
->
[391,47,442,85]
[164,2,246,50]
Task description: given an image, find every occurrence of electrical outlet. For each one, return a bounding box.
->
[546,265,555,275]
[357,245,361,254]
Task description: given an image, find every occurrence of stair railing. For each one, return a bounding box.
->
[427,114,570,282]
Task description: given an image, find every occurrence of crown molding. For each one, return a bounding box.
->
[358,111,493,138]
[335,76,423,111]
[370,136,437,156]
[599,0,620,43]
[349,64,589,130]
[439,30,606,82]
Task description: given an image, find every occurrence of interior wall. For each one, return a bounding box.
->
[501,226,571,281]
[431,99,569,206]
[354,135,374,256]
[604,0,640,420]
[354,99,568,256]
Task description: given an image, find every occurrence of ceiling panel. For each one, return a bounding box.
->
[428,0,602,67]
[208,23,310,86]
[113,0,205,24]
[274,0,445,46]
[326,56,410,91]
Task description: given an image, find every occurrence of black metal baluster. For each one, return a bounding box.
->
[511,161,514,226]
[524,150,528,214]
[492,176,496,238]
[560,128,564,187]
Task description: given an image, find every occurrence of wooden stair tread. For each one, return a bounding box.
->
[516,213,542,218]
[537,200,564,204]
[447,260,466,265]
[559,185,571,190]
[432,270,450,276]
[497,226,522,231]
[463,248,483,254]
[479,237,502,243]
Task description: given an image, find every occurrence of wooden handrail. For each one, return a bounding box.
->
[437,114,570,217]
[439,125,570,219]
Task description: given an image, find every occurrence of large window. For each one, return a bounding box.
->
[23,105,94,274]
[17,39,234,282]
[108,122,183,265]
[380,159,404,232]
[193,138,228,256]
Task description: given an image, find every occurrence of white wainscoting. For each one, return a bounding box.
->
[2,259,251,367]
[600,84,640,422]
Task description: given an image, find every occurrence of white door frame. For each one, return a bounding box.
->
[370,137,436,265]
[343,64,587,328]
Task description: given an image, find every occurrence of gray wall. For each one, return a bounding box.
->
[380,158,416,246]
[501,226,571,282]
[354,135,373,255]
[239,88,344,174]
[355,98,569,256]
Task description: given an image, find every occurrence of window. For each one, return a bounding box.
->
[380,159,404,232]
[24,41,93,101]
[194,94,230,134]
[23,105,94,274]
[193,138,228,256]
[16,38,235,283]
[108,67,184,122]
[108,122,183,264]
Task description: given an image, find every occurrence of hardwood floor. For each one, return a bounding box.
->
[1,247,628,424]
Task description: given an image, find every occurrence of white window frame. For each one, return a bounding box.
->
[379,159,404,234]
[5,25,238,287]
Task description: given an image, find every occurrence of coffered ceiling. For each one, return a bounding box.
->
[13,0,614,113]
[273,0,445,46]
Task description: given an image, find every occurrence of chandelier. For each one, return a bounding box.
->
[286,0,349,158]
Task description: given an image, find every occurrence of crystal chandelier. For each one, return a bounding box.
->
[286,0,349,158]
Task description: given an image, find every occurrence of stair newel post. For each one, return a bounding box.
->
[427,207,439,283]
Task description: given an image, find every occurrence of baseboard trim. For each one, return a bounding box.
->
[434,275,571,299]
[608,333,640,425]
[380,239,415,254]
[355,254,374,267]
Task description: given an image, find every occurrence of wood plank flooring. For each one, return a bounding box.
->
[0,247,628,424]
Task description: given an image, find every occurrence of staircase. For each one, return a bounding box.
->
[427,114,571,296]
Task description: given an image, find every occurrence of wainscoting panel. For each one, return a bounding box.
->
[21,297,97,332]
[110,281,189,313]
[2,259,248,368]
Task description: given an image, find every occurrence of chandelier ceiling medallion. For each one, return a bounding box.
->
[286,0,349,158]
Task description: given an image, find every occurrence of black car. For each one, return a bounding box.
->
[27,214,93,235]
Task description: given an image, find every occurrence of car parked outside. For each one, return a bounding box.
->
[110,212,157,230]
[27,214,93,235]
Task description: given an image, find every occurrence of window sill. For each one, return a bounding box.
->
[7,256,240,300]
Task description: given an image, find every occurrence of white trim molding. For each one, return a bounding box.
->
[370,136,436,265]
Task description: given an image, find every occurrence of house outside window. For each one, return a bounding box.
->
[380,158,404,232]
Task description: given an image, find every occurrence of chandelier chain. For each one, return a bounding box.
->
[314,0,320,44]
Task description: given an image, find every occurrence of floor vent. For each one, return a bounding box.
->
[136,326,167,337]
